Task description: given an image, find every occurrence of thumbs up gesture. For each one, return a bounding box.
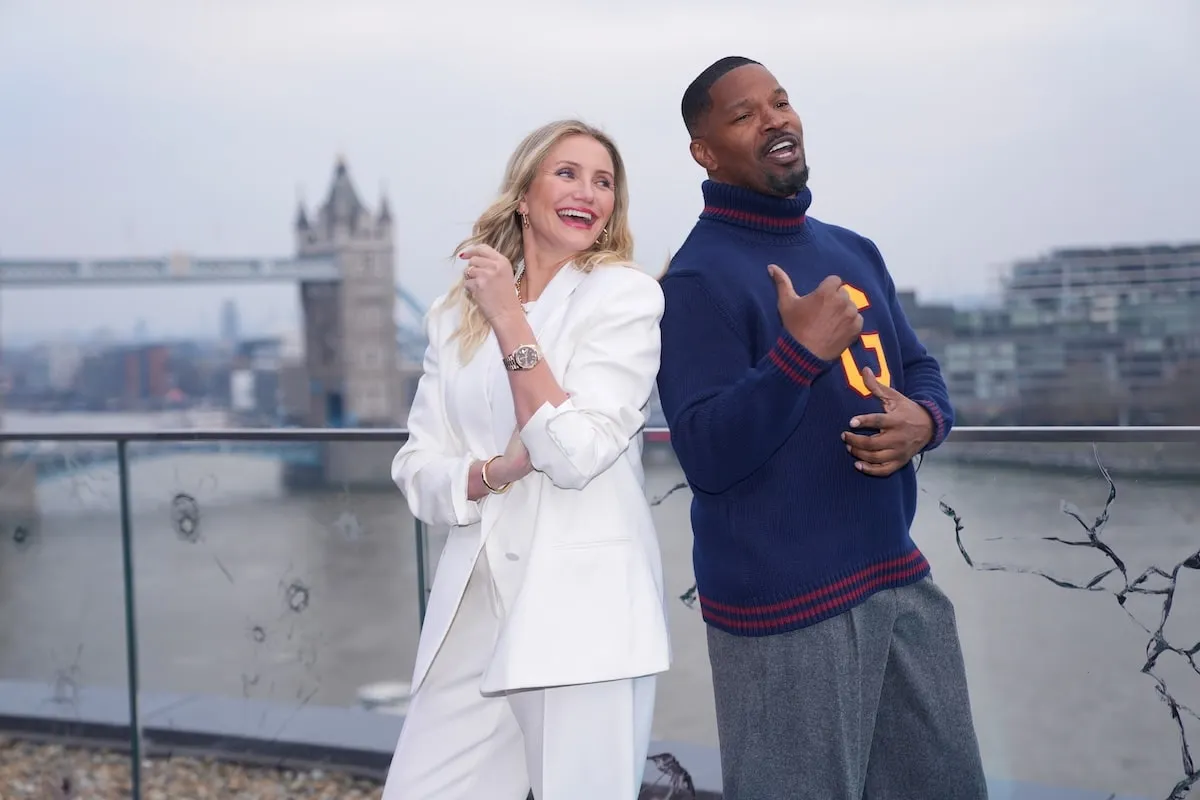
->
[841,367,935,477]
[768,266,863,361]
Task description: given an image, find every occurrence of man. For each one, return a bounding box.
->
[655,56,989,799]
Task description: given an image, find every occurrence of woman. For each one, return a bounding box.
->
[382,119,671,800]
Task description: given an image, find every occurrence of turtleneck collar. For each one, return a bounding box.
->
[699,179,813,243]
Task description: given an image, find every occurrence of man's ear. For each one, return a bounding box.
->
[690,139,718,172]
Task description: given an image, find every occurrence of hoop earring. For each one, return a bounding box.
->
[519,211,530,229]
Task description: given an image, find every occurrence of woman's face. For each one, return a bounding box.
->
[519,134,617,259]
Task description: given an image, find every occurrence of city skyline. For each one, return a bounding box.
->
[2,0,1197,340]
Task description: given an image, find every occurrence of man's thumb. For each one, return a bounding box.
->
[768,264,795,297]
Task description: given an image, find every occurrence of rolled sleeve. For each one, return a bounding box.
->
[520,398,585,489]
[521,396,649,490]
[446,454,483,526]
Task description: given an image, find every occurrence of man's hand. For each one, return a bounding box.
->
[841,367,934,477]
[768,266,863,362]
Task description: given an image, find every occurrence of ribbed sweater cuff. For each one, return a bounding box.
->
[765,332,835,387]
[913,398,949,450]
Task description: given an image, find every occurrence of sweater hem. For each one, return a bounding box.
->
[698,547,931,637]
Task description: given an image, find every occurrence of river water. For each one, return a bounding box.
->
[0,426,1198,799]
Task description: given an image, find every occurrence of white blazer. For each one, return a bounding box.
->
[392,261,672,695]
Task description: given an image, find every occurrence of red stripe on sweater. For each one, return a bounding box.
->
[775,337,827,376]
[701,557,929,631]
[701,549,927,616]
[768,349,813,386]
[703,206,807,229]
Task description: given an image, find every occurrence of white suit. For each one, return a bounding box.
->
[382,262,672,800]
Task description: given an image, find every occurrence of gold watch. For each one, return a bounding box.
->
[503,344,541,371]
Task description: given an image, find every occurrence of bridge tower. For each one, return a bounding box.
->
[287,158,413,488]
[294,158,405,429]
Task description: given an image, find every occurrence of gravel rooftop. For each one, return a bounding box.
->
[0,737,384,799]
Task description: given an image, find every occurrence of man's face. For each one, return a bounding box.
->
[690,64,808,197]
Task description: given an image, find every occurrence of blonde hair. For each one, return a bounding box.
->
[446,119,635,362]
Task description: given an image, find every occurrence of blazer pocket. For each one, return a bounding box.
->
[540,462,649,550]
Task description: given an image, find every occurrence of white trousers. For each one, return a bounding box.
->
[381,555,657,800]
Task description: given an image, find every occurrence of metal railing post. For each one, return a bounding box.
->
[414,518,428,626]
[116,440,143,799]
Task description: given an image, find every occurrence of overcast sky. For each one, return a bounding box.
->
[1,0,1197,344]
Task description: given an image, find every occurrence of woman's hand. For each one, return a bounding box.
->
[461,244,522,326]
[488,428,533,487]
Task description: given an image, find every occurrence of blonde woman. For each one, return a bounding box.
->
[382,120,671,800]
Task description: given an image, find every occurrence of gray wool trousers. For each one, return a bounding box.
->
[706,577,989,800]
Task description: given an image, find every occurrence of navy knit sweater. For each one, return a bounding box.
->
[656,180,954,637]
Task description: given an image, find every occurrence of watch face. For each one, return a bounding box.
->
[514,345,539,369]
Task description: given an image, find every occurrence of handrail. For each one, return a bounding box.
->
[1,425,1199,443]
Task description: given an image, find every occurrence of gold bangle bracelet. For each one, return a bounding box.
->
[480,455,512,494]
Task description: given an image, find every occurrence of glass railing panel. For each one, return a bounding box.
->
[128,437,415,792]
[0,438,134,792]
[642,438,719,755]
[647,434,1200,800]
[11,427,1191,799]
[917,439,1198,800]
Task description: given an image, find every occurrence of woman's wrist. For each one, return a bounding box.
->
[492,312,534,354]
[467,460,490,501]
[481,455,514,492]
[492,454,533,489]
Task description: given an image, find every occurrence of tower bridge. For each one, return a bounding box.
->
[0,158,427,488]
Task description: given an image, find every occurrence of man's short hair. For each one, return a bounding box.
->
[681,56,761,137]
